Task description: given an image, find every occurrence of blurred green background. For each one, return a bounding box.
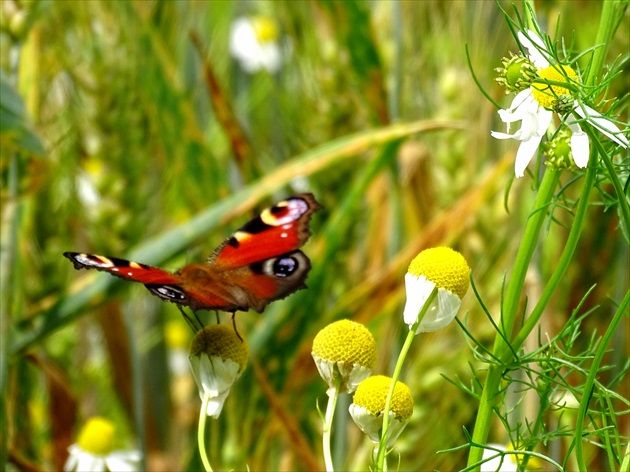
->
[1,1,628,470]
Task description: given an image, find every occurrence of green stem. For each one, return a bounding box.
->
[574,289,630,470]
[198,393,214,472]
[585,0,626,87]
[322,384,340,472]
[510,156,597,359]
[375,287,437,472]
[466,169,559,469]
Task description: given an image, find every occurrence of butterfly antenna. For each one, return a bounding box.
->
[178,306,201,333]
[231,312,243,342]
[215,311,220,324]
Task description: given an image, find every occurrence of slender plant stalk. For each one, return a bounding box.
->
[198,393,213,472]
[375,287,437,472]
[574,290,630,469]
[323,385,340,472]
[466,169,560,468]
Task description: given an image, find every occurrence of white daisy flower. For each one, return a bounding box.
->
[188,325,248,418]
[229,16,282,74]
[64,417,141,472]
[349,376,414,448]
[403,247,470,333]
[492,29,628,178]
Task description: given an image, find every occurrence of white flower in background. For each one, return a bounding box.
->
[492,29,628,178]
[64,417,141,472]
[480,444,518,472]
[229,16,282,74]
[480,443,545,471]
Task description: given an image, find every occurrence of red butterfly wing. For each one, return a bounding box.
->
[209,193,320,269]
[63,252,180,284]
[63,252,203,307]
[63,193,321,313]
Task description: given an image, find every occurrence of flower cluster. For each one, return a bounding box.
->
[492,29,628,177]
[312,246,470,470]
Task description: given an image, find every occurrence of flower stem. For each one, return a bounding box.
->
[198,393,214,472]
[323,383,340,472]
[466,169,559,469]
[510,154,597,356]
[375,287,437,472]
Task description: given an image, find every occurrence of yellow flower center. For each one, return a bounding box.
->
[189,325,249,372]
[312,320,377,368]
[76,417,115,456]
[353,375,414,420]
[251,17,278,43]
[408,247,470,299]
[531,65,578,109]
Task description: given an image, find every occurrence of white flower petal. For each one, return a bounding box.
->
[403,274,462,333]
[567,122,589,168]
[189,353,241,418]
[573,105,628,148]
[514,135,543,178]
[490,131,516,140]
[517,30,549,68]
[311,355,372,395]
[348,404,408,447]
[416,288,461,332]
[403,274,436,328]
[105,451,142,472]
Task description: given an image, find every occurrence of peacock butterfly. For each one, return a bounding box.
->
[64,194,320,327]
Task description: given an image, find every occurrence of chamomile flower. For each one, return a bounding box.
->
[64,417,141,472]
[312,319,377,395]
[188,324,249,418]
[492,29,628,178]
[349,375,414,447]
[229,16,282,74]
[403,247,470,333]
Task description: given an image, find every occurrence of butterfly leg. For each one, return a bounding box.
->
[177,305,202,333]
[231,312,243,342]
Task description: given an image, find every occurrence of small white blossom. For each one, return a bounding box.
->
[492,30,628,177]
[189,353,242,418]
[64,418,141,472]
[229,16,282,74]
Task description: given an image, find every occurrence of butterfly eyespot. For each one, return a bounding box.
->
[273,256,298,277]
[146,284,187,301]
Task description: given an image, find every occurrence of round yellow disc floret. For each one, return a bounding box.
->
[252,16,278,43]
[408,247,470,299]
[77,417,115,455]
[189,325,249,372]
[312,320,377,368]
[353,375,413,420]
[531,64,578,109]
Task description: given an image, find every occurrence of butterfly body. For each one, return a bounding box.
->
[64,194,320,313]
